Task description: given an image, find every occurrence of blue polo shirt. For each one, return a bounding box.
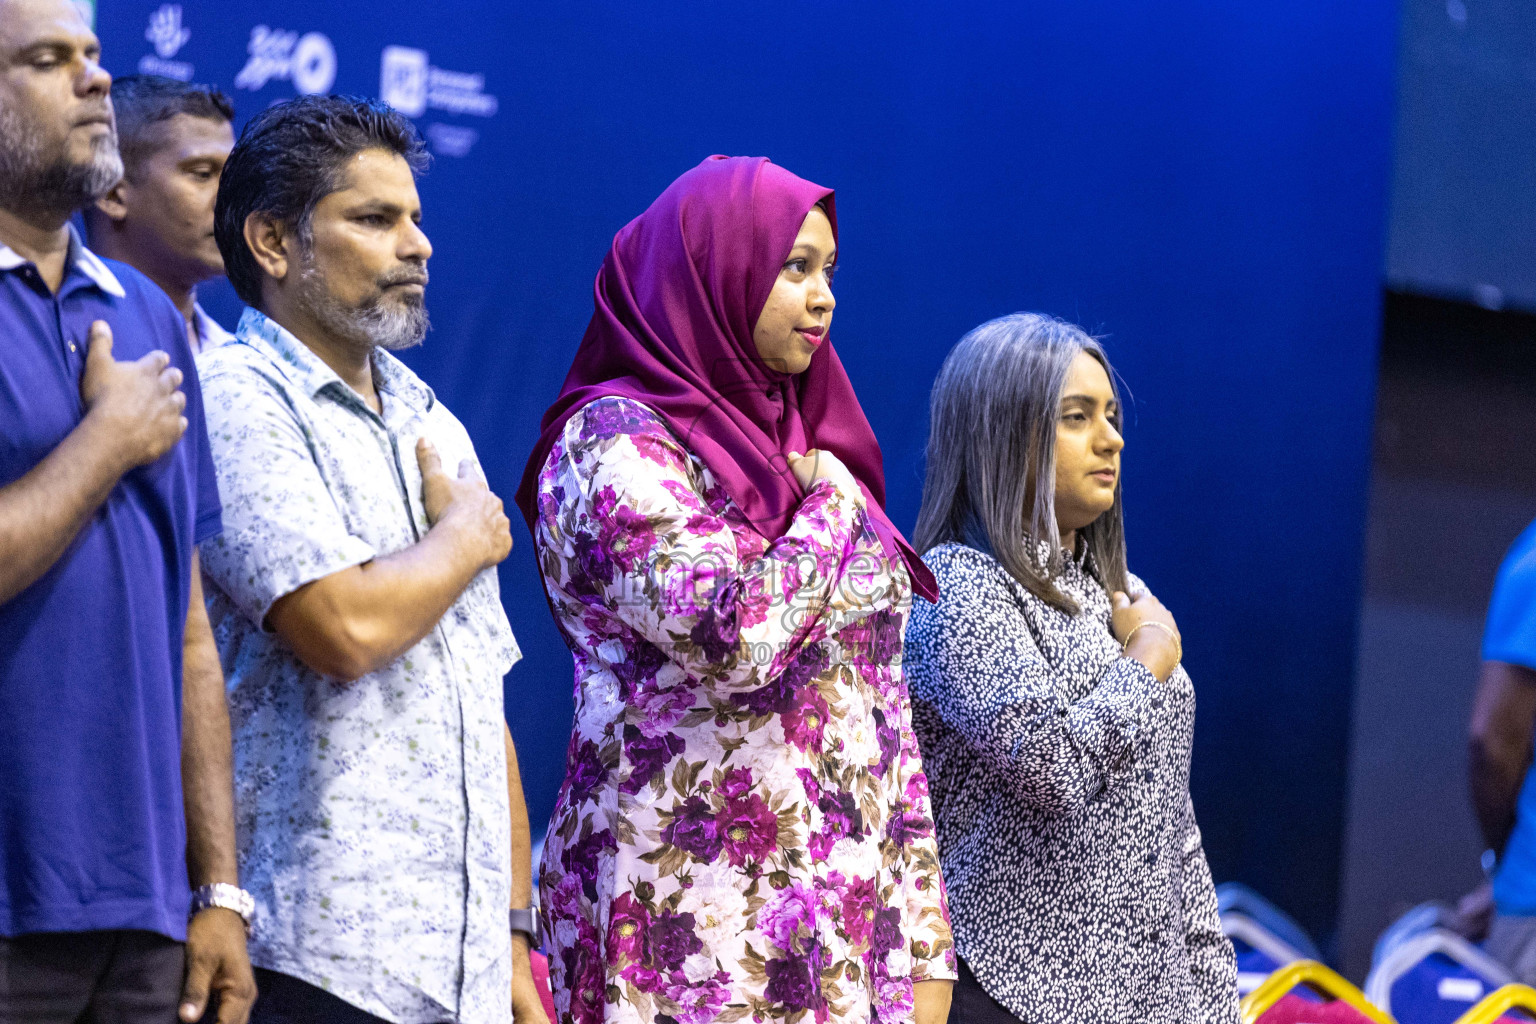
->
[1482,520,1536,913]
[0,228,221,940]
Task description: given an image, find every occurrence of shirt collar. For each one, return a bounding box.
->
[193,303,236,352]
[234,307,435,413]
[0,224,126,298]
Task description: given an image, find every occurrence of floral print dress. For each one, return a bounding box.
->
[533,397,956,1024]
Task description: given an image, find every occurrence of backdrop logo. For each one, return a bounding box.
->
[146,5,188,57]
[235,26,337,95]
[380,46,428,117]
[137,4,193,81]
[378,44,499,121]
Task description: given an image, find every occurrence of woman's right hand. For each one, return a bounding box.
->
[1111,589,1181,682]
[787,449,865,508]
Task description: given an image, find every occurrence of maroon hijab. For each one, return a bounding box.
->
[515,155,937,601]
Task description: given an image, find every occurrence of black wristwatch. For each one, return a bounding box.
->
[509,907,539,946]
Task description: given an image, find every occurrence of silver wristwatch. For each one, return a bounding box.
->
[509,906,539,946]
[190,882,256,933]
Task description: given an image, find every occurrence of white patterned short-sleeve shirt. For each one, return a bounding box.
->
[198,308,520,1024]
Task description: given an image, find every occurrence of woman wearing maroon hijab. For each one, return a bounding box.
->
[517,156,956,1024]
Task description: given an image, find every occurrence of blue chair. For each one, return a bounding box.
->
[1218,883,1322,996]
[1365,903,1514,1024]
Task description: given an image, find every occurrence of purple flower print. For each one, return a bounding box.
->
[537,489,559,523]
[612,643,667,696]
[817,788,864,840]
[905,770,931,804]
[661,796,723,862]
[728,574,773,631]
[688,604,740,665]
[600,500,658,574]
[736,673,793,717]
[758,881,818,952]
[620,726,685,795]
[581,398,647,439]
[718,793,779,866]
[544,870,584,920]
[840,608,904,677]
[536,398,960,1020]
[606,892,650,962]
[864,609,903,664]
[873,974,914,1021]
[566,740,610,804]
[784,642,830,690]
[564,929,608,1024]
[870,906,904,956]
[872,706,901,776]
[561,829,617,902]
[717,766,753,800]
[631,431,683,470]
[779,556,806,603]
[839,875,878,947]
[649,910,703,971]
[782,685,830,752]
[886,799,932,846]
[661,477,708,511]
[763,939,828,1017]
[569,533,614,596]
[661,553,722,619]
[664,969,732,1024]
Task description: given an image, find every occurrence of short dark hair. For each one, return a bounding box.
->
[110,75,234,176]
[213,95,428,308]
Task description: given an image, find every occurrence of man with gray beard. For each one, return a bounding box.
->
[0,1,255,1022]
[197,96,547,1024]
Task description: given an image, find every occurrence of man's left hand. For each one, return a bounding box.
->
[180,908,257,1024]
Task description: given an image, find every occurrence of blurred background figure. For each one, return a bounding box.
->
[1468,521,1536,978]
[84,74,234,351]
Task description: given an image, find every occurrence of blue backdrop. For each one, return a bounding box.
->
[96,0,1397,945]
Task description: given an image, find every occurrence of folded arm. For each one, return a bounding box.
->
[0,322,188,603]
[545,398,872,692]
[908,549,1163,815]
[198,371,508,682]
[265,520,489,681]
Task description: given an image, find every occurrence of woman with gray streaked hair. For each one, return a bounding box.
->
[904,313,1240,1023]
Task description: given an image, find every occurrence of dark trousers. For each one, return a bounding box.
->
[0,930,185,1024]
[950,956,1023,1024]
[248,969,399,1024]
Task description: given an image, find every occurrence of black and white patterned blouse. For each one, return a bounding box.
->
[905,542,1239,1023]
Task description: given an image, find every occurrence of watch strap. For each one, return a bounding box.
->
[190,882,256,933]
[509,906,539,945]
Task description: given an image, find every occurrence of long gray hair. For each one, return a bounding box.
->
[912,312,1128,614]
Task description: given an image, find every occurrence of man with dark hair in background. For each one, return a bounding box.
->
[198,94,547,1024]
[0,1,255,1022]
[84,74,235,352]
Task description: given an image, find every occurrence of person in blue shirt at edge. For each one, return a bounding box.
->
[84,74,237,354]
[0,1,256,1023]
[1469,519,1536,980]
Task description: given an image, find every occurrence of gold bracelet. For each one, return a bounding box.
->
[1124,620,1182,665]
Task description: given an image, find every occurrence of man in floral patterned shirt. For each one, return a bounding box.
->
[196,96,546,1024]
